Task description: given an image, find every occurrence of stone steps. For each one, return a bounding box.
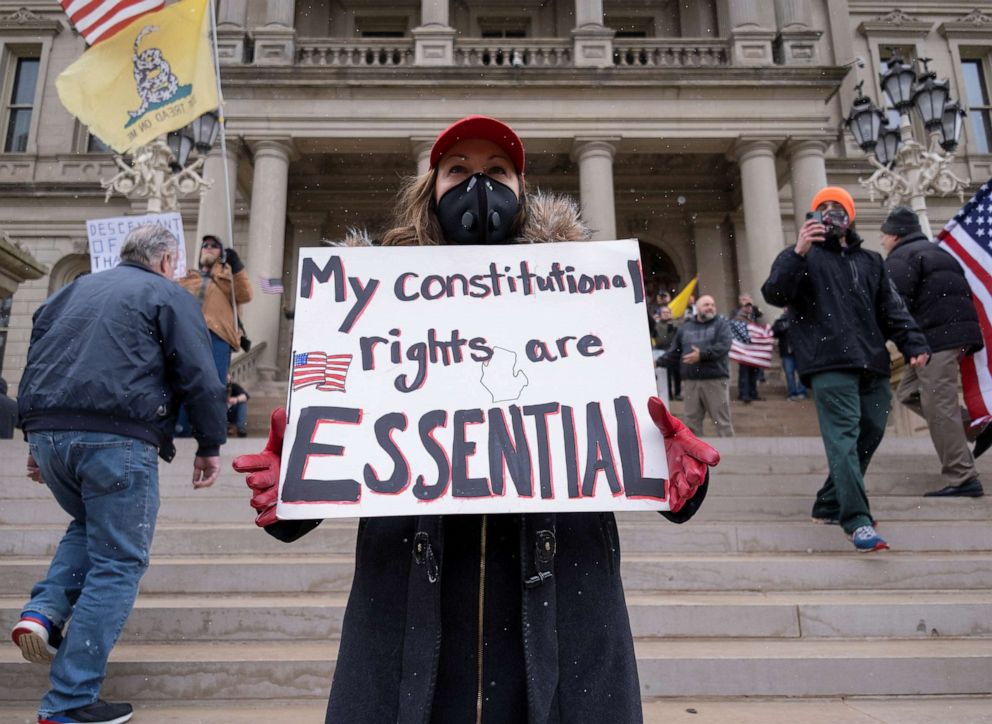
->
[3,434,991,708]
[4,697,992,724]
[4,639,991,701]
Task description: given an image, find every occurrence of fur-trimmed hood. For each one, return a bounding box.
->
[329,190,590,247]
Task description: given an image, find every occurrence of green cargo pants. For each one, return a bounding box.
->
[809,370,891,534]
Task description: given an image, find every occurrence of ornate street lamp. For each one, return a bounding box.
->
[846,81,885,152]
[846,51,970,237]
[101,111,220,213]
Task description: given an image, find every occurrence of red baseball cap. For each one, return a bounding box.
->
[429,115,525,174]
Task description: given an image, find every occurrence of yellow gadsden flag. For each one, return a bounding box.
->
[668,276,698,318]
[56,0,218,154]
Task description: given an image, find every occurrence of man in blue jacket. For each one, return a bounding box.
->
[762,187,929,553]
[12,224,227,724]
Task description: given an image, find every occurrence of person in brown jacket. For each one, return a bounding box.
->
[176,235,252,435]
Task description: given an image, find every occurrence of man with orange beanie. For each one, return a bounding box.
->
[762,186,930,552]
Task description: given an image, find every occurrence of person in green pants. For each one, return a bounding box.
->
[762,187,930,552]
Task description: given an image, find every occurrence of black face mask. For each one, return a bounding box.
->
[436,173,520,245]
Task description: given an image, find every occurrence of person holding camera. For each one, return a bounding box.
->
[762,187,929,553]
[178,235,253,382]
[176,235,253,436]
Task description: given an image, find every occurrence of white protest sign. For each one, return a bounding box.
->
[86,212,187,277]
[277,240,670,520]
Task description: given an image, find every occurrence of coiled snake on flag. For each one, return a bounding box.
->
[129,26,179,119]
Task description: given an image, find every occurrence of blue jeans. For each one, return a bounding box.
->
[176,331,231,436]
[25,431,159,717]
[228,401,247,432]
[782,354,807,397]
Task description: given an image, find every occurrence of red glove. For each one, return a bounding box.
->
[648,396,720,513]
[232,407,286,527]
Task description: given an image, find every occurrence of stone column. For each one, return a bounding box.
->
[412,138,433,176]
[245,139,293,376]
[216,0,248,64]
[572,0,614,68]
[253,0,296,66]
[413,0,455,66]
[735,139,785,301]
[774,0,821,65]
[277,212,326,378]
[572,139,618,241]
[692,213,734,314]
[720,0,776,66]
[195,141,241,265]
[787,139,829,236]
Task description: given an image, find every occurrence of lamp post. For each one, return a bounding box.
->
[845,53,970,237]
[101,110,221,213]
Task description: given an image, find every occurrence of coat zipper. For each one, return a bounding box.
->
[476,514,488,724]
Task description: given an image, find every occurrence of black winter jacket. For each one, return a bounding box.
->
[262,193,709,724]
[18,261,227,459]
[761,230,929,383]
[662,315,732,380]
[884,232,983,355]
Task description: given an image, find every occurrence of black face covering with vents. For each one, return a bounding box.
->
[437,173,520,245]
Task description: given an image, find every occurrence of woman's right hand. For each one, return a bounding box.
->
[232,407,286,527]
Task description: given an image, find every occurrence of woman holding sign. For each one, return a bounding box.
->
[233,116,719,724]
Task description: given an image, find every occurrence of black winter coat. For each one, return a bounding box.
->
[761,230,929,383]
[884,232,983,355]
[17,261,227,459]
[266,192,709,723]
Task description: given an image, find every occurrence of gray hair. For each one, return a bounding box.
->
[120,223,178,268]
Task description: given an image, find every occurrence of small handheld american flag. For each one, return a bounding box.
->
[259,276,285,295]
[293,352,353,392]
[729,321,774,369]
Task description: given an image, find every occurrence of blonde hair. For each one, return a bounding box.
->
[381,167,529,247]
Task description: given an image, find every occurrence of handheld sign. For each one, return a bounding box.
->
[277,240,670,519]
[86,212,187,277]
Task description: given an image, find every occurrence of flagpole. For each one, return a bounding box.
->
[207,0,240,335]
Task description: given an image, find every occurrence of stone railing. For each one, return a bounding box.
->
[453,39,572,68]
[613,39,730,67]
[297,39,414,67]
[230,341,267,386]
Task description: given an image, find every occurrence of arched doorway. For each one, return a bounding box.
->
[639,241,680,302]
[47,254,90,296]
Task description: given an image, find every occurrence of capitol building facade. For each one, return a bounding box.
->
[1,0,991,387]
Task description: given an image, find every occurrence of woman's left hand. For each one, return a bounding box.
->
[648,396,720,513]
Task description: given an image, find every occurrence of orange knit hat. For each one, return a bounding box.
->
[810,186,855,221]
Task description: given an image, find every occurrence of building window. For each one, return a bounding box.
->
[610,17,653,39]
[87,133,112,153]
[962,58,992,153]
[3,55,40,153]
[0,295,11,375]
[478,18,529,39]
[354,16,408,38]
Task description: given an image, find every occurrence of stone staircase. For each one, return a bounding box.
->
[2,436,991,722]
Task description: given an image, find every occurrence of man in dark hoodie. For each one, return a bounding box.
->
[881,206,985,498]
[762,187,930,552]
[0,376,16,438]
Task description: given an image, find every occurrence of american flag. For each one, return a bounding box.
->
[729,320,774,369]
[937,179,992,429]
[293,352,353,392]
[59,0,165,46]
[259,276,285,295]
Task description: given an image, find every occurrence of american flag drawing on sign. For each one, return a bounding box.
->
[259,276,285,295]
[59,0,165,45]
[293,352,353,392]
[729,320,775,369]
[937,179,992,429]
